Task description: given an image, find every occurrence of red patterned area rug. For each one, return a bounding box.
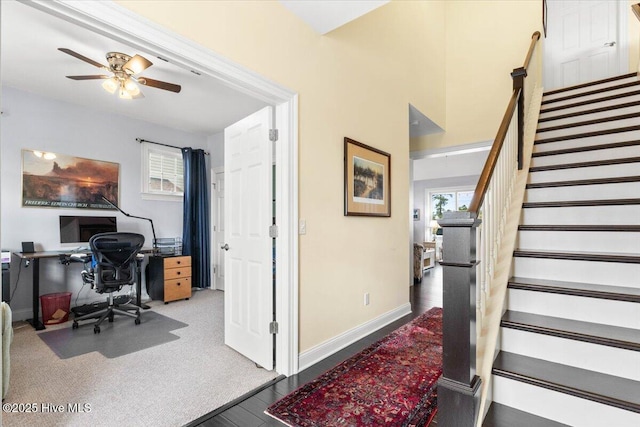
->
[266,307,442,427]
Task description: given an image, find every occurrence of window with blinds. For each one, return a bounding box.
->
[141,142,184,200]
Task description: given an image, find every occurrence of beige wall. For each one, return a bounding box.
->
[412,0,542,152]
[115,0,447,352]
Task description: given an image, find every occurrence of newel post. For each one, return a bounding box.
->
[437,211,482,427]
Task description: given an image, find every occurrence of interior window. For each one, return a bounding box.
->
[141,142,184,201]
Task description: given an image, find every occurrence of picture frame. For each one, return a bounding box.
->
[344,137,391,217]
[22,149,119,209]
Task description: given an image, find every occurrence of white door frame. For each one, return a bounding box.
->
[211,166,224,291]
[543,0,629,89]
[28,0,299,376]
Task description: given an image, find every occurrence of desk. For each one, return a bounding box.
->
[13,250,150,330]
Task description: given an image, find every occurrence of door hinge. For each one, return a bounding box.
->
[269,321,279,334]
[269,225,278,238]
[213,265,217,274]
[269,129,278,142]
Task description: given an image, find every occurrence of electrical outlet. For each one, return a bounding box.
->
[364,293,370,306]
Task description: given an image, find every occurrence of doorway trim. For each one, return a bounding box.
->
[27,0,299,376]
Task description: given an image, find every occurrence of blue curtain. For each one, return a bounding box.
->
[182,148,210,288]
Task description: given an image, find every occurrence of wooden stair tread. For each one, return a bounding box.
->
[535,125,640,145]
[483,402,570,427]
[518,224,640,232]
[522,198,640,208]
[540,89,640,114]
[532,140,640,157]
[538,100,640,123]
[537,112,640,133]
[529,156,640,172]
[543,73,638,97]
[526,176,640,189]
[513,249,640,264]
[502,310,640,351]
[508,277,640,303]
[541,80,640,106]
[492,352,640,413]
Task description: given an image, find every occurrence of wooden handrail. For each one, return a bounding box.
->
[468,31,540,214]
[469,89,521,213]
[523,31,542,70]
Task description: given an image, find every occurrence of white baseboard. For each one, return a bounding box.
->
[298,302,412,371]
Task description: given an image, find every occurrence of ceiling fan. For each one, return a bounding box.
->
[58,48,181,99]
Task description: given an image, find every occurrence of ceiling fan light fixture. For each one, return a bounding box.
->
[124,79,140,96]
[43,152,57,160]
[102,78,118,94]
[118,87,132,100]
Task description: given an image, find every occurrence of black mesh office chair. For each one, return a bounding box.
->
[72,232,145,334]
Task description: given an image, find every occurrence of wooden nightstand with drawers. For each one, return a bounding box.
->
[146,255,192,303]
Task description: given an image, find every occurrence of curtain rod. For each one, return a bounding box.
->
[136,138,210,155]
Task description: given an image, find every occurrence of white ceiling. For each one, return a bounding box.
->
[0,0,268,136]
[279,0,390,34]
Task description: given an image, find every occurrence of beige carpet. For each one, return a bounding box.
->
[3,289,278,427]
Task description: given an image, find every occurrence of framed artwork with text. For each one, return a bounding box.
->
[22,149,119,209]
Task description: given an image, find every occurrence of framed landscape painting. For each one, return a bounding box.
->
[344,137,391,217]
[22,149,119,209]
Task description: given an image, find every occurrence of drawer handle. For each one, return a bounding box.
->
[176,282,181,286]
[176,261,181,265]
[177,271,181,275]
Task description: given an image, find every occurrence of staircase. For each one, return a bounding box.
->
[483,73,640,427]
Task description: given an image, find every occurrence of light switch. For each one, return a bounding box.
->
[299,219,306,235]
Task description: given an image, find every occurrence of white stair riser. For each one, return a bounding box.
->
[524,182,640,203]
[538,105,640,129]
[492,375,640,427]
[536,117,640,141]
[541,84,640,109]
[521,205,640,225]
[513,257,640,288]
[531,145,640,166]
[534,130,640,152]
[507,288,640,329]
[542,77,640,102]
[500,328,640,381]
[539,93,640,120]
[527,162,640,183]
[516,230,640,253]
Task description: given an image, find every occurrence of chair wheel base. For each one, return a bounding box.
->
[72,322,79,330]
[94,325,100,334]
[135,318,141,325]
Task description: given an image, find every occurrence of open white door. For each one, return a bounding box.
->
[544,0,624,90]
[223,106,274,370]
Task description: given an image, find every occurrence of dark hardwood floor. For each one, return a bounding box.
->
[187,265,443,427]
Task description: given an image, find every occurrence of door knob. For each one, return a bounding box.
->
[220,243,229,251]
[604,41,616,47]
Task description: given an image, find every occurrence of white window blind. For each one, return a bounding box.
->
[141,142,184,201]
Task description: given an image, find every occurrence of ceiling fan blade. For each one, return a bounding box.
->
[58,48,108,70]
[123,54,153,74]
[66,75,110,80]
[137,77,182,93]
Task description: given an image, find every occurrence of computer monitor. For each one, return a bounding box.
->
[59,216,117,244]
